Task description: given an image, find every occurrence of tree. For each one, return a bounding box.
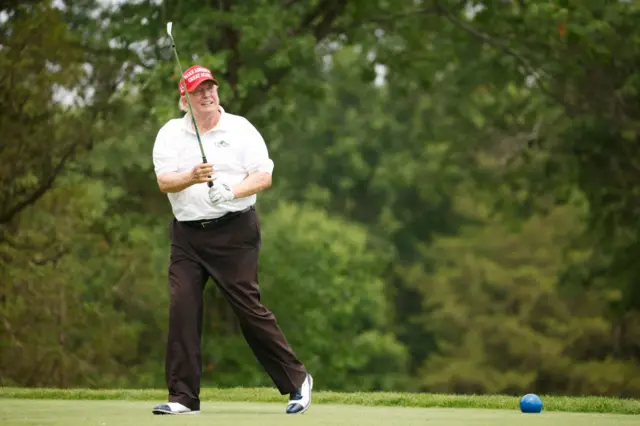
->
[2,0,640,396]
[415,196,640,397]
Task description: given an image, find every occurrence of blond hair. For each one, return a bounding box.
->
[178,95,189,112]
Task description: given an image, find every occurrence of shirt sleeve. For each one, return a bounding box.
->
[242,119,275,174]
[152,124,179,176]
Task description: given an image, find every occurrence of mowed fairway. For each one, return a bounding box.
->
[1,400,638,426]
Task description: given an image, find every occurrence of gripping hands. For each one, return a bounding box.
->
[189,163,235,205]
[208,181,235,205]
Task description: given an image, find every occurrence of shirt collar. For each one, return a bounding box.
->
[182,106,228,135]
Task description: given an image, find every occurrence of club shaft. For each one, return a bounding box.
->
[169,44,207,161]
[168,34,213,187]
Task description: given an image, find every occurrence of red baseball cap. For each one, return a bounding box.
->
[179,65,219,96]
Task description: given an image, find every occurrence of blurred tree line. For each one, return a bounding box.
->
[1,0,639,397]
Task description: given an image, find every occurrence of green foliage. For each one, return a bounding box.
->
[416,199,640,397]
[0,178,169,388]
[1,0,640,398]
[0,1,84,225]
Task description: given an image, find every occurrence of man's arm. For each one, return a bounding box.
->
[157,163,215,193]
[157,171,194,193]
[208,118,274,204]
[230,172,272,199]
[235,118,274,198]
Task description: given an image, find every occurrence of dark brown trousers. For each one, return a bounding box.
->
[165,207,307,411]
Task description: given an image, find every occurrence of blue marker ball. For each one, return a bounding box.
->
[520,393,543,413]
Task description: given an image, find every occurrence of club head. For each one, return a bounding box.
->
[166,22,173,37]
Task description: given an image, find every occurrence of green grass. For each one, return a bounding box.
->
[1,400,639,426]
[1,387,639,415]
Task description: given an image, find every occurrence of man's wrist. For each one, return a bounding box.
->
[185,170,197,186]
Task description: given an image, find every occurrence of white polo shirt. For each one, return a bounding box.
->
[152,107,275,221]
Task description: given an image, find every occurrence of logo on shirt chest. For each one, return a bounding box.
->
[214,139,230,148]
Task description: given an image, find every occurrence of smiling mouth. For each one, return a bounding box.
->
[202,101,214,106]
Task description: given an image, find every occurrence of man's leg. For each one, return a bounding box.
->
[199,210,309,396]
[233,288,308,394]
[157,220,208,414]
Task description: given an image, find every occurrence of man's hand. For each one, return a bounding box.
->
[190,163,214,184]
[157,164,214,193]
[208,181,235,205]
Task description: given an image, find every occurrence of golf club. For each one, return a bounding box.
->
[166,21,213,188]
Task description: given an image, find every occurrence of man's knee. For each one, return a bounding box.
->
[235,301,275,325]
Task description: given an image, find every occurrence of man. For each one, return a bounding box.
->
[151,64,312,415]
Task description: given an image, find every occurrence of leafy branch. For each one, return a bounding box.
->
[433,0,579,117]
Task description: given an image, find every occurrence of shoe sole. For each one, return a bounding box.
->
[152,409,200,415]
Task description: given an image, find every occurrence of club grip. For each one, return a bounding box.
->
[201,156,213,188]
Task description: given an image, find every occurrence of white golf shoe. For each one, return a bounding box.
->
[286,374,313,414]
[152,402,200,415]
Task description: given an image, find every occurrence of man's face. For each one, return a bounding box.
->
[187,81,219,115]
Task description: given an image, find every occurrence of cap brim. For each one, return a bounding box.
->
[188,77,218,91]
[180,76,219,95]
